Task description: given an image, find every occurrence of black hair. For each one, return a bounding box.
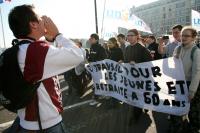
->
[8,4,39,38]
[162,36,169,40]
[90,33,99,41]
[117,33,125,39]
[172,24,183,31]
[148,35,156,42]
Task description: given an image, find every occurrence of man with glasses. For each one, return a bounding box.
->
[124,29,152,125]
[158,24,183,57]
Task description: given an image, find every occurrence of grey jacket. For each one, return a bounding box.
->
[173,43,200,98]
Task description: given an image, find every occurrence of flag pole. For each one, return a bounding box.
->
[0,7,6,48]
[94,0,98,34]
[100,0,106,39]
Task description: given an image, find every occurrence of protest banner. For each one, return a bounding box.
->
[192,9,200,31]
[85,58,190,116]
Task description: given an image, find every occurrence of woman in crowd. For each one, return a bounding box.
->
[107,37,124,62]
[106,37,124,108]
[173,26,200,133]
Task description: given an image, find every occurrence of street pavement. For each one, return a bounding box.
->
[0,76,170,133]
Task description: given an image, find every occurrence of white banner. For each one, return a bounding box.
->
[192,9,200,31]
[128,14,152,34]
[101,0,152,39]
[86,58,190,116]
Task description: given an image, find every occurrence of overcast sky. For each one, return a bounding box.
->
[0,0,158,47]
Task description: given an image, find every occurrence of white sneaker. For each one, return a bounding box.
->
[96,103,102,107]
[119,101,124,104]
[89,100,99,106]
[98,96,106,100]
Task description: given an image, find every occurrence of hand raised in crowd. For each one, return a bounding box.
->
[159,38,164,46]
[42,16,59,41]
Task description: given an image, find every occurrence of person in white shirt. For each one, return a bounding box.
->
[8,4,84,132]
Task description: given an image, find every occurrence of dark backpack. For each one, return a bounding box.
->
[0,40,40,112]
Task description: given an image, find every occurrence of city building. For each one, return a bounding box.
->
[130,0,200,36]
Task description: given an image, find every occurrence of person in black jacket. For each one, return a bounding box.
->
[124,29,152,63]
[146,35,162,60]
[88,33,107,62]
[88,33,107,106]
[107,37,124,108]
[125,29,152,125]
[107,37,124,62]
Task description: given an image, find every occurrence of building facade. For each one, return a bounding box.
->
[130,0,200,36]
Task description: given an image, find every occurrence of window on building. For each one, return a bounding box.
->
[186,22,190,25]
[181,17,185,22]
[196,0,200,4]
[163,13,166,19]
[173,19,176,24]
[169,19,172,25]
[197,5,200,11]
[176,2,185,8]
[176,18,180,23]
[167,20,170,25]
[167,26,170,32]
[188,9,191,14]
[186,16,190,22]
[179,17,181,22]
[163,7,165,11]
[175,11,179,16]
[178,10,182,16]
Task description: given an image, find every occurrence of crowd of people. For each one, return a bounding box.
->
[63,26,200,133]
[2,4,200,133]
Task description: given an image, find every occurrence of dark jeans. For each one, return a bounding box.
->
[188,85,200,133]
[2,117,20,133]
[3,118,68,133]
[168,82,200,133]
[18,122,68,133]
[64,69,88,96]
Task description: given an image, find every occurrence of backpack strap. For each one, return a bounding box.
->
[35,87,44,133]
[191,45,198,61]
[174,45,182,59]
[175,45,198,61]
[12,39,44,131]
[11,39,32,46]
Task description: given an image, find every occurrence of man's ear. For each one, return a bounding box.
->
[29,21,38,30]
